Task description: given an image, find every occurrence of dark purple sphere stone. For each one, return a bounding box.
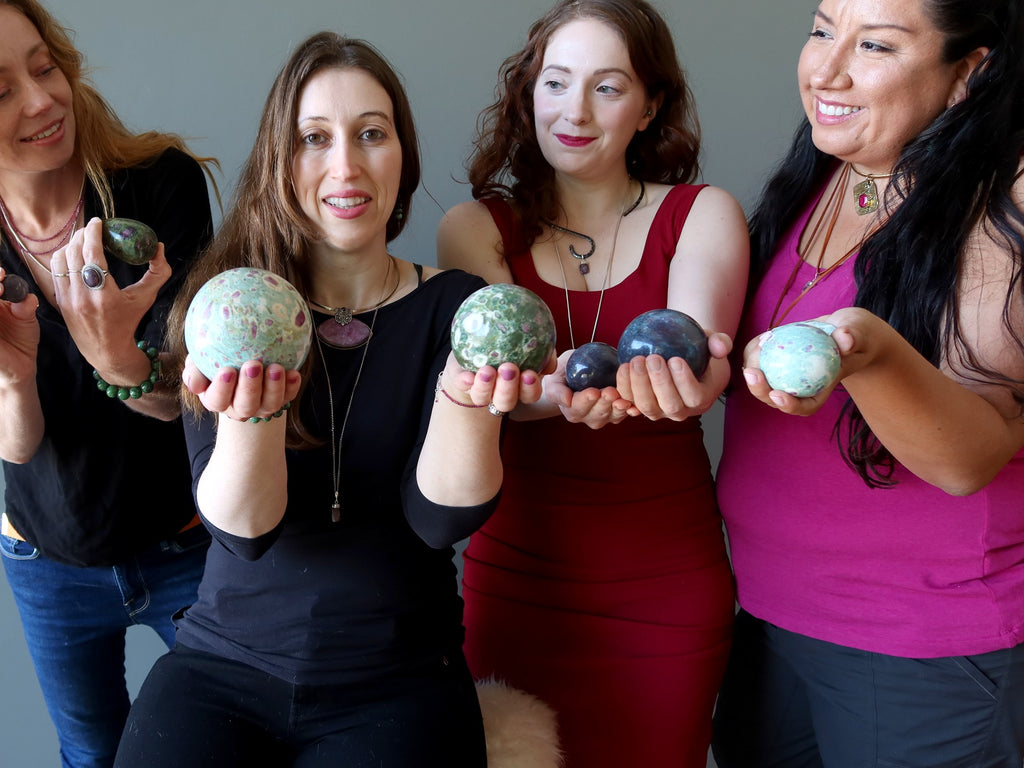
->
[617,308,709,377]
[565,342,619,391]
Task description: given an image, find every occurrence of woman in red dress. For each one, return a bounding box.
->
[438,1,748,765]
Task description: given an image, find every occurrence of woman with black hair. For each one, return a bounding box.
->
[713,0,1024,765]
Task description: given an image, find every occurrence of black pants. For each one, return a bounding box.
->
[712,610,1024,768]
[114,644,486,768]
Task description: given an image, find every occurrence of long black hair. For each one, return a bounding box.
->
[748,0,1024,487]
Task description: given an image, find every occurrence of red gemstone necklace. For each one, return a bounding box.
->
[850,163,894,215]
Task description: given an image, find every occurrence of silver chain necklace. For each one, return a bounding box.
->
[553,192,629,349]
[312,258,395,522]
[314,306,378,523]
[0,178,86,273]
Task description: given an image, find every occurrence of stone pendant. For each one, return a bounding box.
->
[317,314,371,349]
[853,178,879,215]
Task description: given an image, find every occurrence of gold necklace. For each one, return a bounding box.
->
[850,163,895,216]
[309,255,399,349]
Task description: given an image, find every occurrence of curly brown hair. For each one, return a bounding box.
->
[466,0,700,245]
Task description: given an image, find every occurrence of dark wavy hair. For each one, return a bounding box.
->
[466,0,699,245]
[747,0,1024,487]
[166,32,420,448]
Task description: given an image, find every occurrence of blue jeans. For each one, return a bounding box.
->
[1,524,209,768]
[712,610,1024,768]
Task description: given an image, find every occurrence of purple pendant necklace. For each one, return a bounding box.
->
[308,256,399,349]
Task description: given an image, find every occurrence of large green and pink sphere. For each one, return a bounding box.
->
[184,268,312,381]
[759,321,840,397]
[450,284,556,373]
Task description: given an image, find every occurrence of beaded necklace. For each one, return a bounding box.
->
[0,178,86,273]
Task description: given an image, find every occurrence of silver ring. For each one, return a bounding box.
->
[486,402,507,417]
[81,263,108,290]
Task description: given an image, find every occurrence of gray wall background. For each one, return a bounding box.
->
[0,0,809,762]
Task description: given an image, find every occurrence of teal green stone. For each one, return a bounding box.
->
[450,284,556,373]
[102,218,159,265]
[759,322,841,397]
[184,267,312,381]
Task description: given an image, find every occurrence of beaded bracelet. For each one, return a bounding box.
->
[93,340,161,400]
[434,371,485,408]
[244,401,291,424]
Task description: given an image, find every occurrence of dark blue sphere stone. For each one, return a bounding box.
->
[617,309,709,377]
[565,342,619,391]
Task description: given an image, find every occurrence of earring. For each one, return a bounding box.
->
[394,202,404,221]
[645,109,653,117]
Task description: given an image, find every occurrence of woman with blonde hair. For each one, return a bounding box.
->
[0,2,217,765]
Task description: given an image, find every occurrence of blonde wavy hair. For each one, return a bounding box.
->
[1,0,219,214]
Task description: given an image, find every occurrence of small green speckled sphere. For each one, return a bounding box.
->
[450,284,556,373]
[184,268,312,381]
[759,322,841,397]
[102,218,159,265]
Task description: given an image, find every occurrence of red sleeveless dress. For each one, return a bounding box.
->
[461,186,735,768]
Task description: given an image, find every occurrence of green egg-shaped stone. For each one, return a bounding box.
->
[102,218,158,265]
[450,284,556,373]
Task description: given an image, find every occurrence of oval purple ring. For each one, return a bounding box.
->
[81,263,108,290]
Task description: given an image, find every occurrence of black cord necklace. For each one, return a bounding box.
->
[545,178,645,275]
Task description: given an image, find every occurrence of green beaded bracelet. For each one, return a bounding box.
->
[93,340,161,400]
[245,401,292,424]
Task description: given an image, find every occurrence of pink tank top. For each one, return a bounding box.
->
[716,195,1024,657]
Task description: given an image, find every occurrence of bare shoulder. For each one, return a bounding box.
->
[690,184,747,223]
[952,163,1024,413]
[436,199,511,283]
[679,184,750,257]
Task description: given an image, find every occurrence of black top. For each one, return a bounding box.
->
[1,149,213,567]
[175,268,498,686]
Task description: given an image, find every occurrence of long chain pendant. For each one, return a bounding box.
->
[331,493,341,523]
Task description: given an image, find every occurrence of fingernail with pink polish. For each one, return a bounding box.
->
[500,367,515,381]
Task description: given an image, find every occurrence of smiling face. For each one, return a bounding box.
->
[797,0,973,173]
[532,17,654,183]
[0,5,75,177]
[290,66,402,256]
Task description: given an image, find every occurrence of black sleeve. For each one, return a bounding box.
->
[124,149,214,346]
[401,272,500,549]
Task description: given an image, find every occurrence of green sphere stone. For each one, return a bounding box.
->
[450,284,556,373]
